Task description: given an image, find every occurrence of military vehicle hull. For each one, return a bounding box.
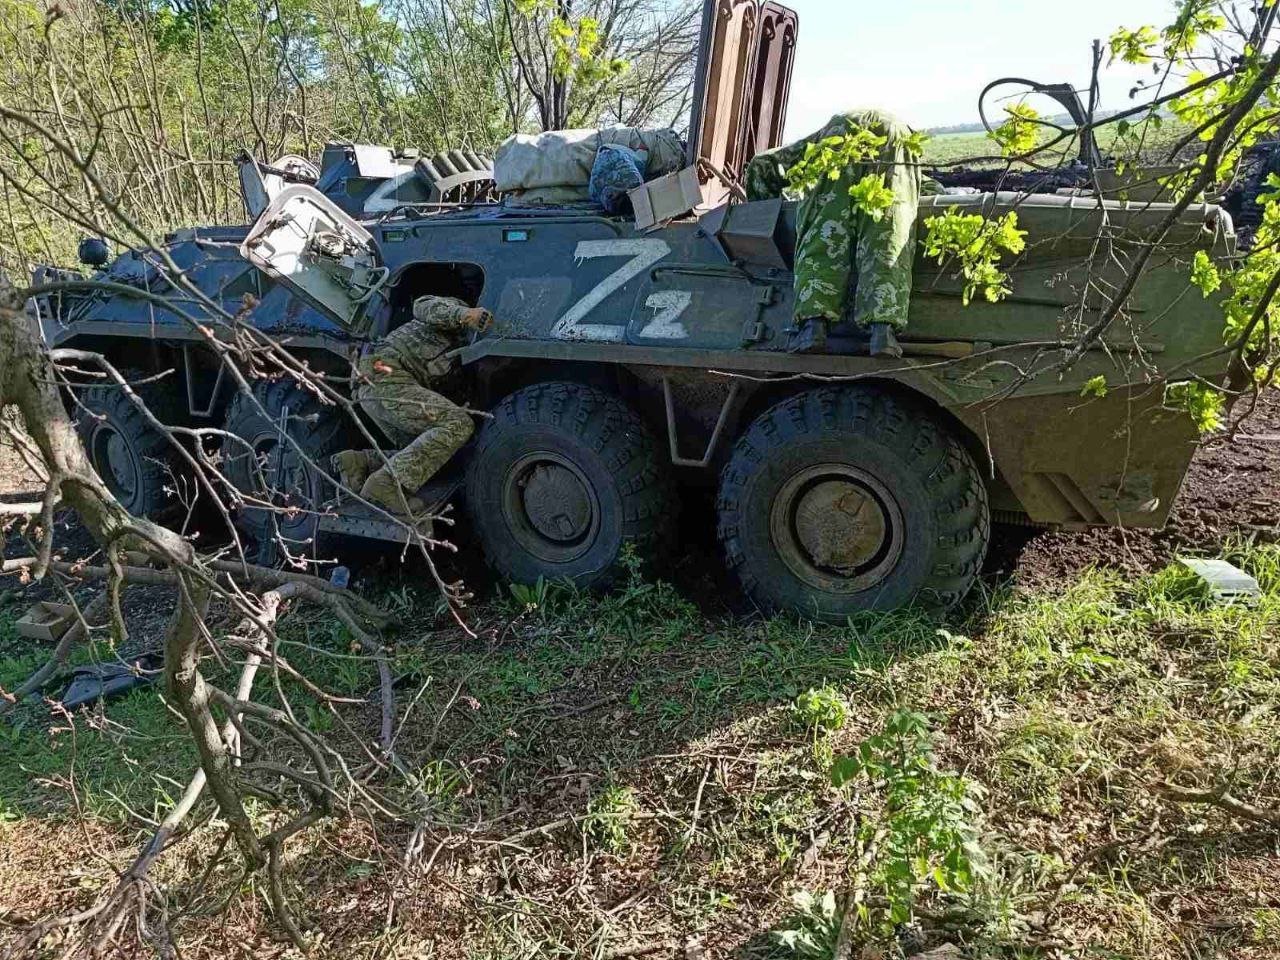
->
[35,182,1234,619]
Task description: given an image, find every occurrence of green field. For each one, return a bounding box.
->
[923,116,1195,167]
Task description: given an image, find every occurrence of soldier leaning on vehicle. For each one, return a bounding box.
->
[743,108,927,359]
[332,295,491,516]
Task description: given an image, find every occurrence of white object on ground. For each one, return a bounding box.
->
[1178,557,1262,603]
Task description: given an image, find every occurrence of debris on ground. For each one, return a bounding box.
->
[14,602,75,642]
[1178,557,1263,602]
[59,657,160,710]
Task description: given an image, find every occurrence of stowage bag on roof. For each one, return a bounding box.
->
[494,127,683,193]
[589,145,647,214]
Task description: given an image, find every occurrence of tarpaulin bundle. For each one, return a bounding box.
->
[494,127,683,194]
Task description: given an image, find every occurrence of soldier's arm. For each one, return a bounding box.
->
[744,129,825,201]
[411,295,493,333]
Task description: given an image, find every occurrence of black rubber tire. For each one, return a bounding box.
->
[73,369,188,519]
[716,386,989,621]
[465,382,675,589]
[220,379,353,556]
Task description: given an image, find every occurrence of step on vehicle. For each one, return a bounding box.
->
[33,0,1239,621]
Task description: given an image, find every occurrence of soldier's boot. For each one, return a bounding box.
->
[331,449,378,492]
[869,323,903,359]
[360,467,427,517]
[791,317,829,354]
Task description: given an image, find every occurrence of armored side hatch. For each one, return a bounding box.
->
[239,185,388,331]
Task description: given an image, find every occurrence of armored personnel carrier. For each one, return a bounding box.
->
[34,0,1238,620]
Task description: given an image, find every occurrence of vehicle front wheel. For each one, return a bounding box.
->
[465,382,675,588]
[220,379,352,559]
[74,369,188,519]
[716,387,989,621]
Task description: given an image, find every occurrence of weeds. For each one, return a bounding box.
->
[584,782,639,854]
[833,711,989,932]
[773,890,841,958]
[792,686,848,734]
[2,545,1279,958]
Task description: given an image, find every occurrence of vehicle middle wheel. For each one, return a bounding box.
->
[219,379,353,559]
[465,381,675,588]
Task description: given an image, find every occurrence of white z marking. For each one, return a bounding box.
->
[552,238,671,341]
[638,290,692,339]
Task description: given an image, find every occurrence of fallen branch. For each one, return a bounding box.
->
[1151,780,1280,826]
[12,583,307,957]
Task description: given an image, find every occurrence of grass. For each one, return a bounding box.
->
[922,115,1195,167]
[0,591,196,826]
[2,544,1279,958]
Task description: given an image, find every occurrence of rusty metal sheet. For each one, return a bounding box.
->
[688,0,798,203]
[689,0,760,188]
[740,2,798,163]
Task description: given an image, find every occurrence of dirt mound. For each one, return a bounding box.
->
[1012,390,1280,587]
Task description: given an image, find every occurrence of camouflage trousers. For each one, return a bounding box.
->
[797,131,918,328]
[354,359,474,493]
[744,111,920,329]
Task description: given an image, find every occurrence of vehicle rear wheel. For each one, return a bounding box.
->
[465,382,674,588]
[74,369,187,519]
[716,387,989,620]
[220,379,352,558]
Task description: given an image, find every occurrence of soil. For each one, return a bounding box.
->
[1,422,178,664]
[1008,389,1280,588]
[0,417,42,499]
[4,392,1279,644]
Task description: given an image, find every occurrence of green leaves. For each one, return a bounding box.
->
[781,129,914,220]
[784,130,888,196]
[1108,25,1160,64]
[793,685,848,734]
[922,209,1027,306]
[901,129,930,160]
[1110,4,1225,66]
[828,711,989,935]
[848,173,895,221]
[1166,381,1225,433]
[1191,250,1222,298]
[990,103,1041,157]
[1081,375,1109,399]
[584,783,639,854]
[1260,172,1280,207]
[772,890,841,958]
[517,4,630,89]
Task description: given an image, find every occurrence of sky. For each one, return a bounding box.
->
[780,0,1181,137]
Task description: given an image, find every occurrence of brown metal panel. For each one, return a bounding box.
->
[688,0,798,203]
[698,0,759,180]
[741,3,798,162]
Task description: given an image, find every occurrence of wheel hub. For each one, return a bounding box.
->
[793,480,888,573]
[106,433,133,490]
[92,426,138,502]
[522,463,593,542]
[770,464,904,594]
[501,452,601,563]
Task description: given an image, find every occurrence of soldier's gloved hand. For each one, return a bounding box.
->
[463,307,494,332]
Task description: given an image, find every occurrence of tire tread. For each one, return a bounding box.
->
[716,386,989,617]
[74,368,188,517]
[466,382,675,587]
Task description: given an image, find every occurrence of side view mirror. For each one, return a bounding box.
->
[78,237,110,267]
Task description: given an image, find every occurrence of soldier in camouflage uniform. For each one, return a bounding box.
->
[332,295,491,515]
[743,108,921,357]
